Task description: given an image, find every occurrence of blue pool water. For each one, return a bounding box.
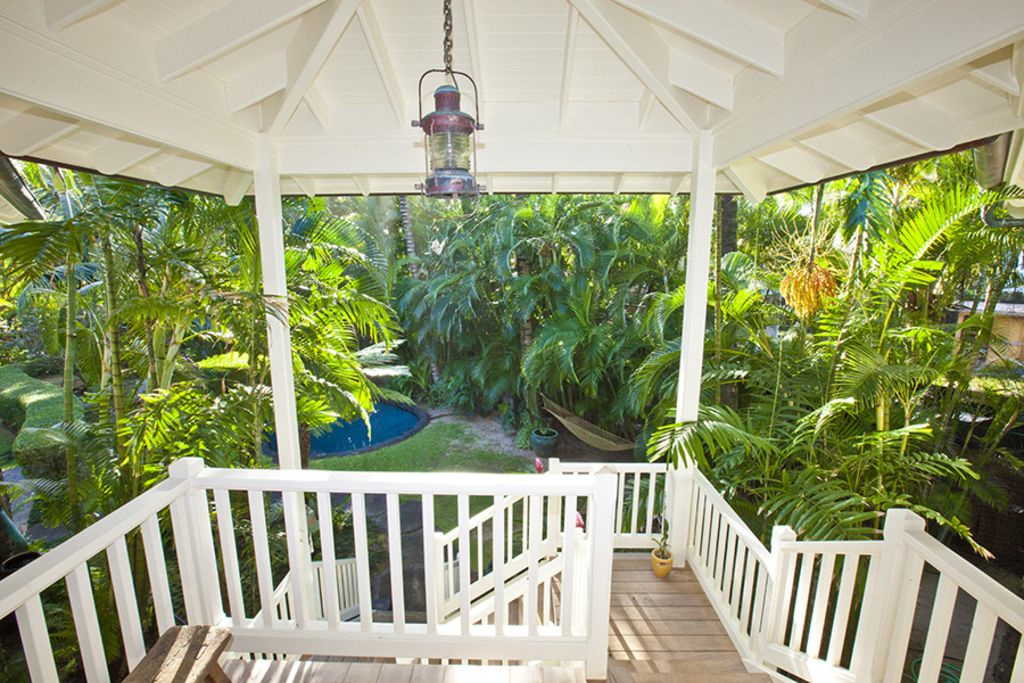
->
[308,403,424,456]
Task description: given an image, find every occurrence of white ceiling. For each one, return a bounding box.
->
[0,0,1022,203]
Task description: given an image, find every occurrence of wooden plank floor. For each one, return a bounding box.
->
[223,661,586,682]
[606,554,771,683]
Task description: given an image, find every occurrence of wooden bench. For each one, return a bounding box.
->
[123,626,233,683]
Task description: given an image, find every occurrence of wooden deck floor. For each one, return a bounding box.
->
[607,554,770,682]
[224,555,768,683]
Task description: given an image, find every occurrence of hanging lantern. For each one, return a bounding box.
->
[412,0,484,197]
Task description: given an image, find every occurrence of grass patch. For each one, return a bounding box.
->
[311,420,531,531]
[0,364,83,477]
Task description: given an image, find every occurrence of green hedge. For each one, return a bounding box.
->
[0,365,82,478]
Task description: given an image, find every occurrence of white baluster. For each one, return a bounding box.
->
[213,489,246,626]
[247,490,276,628]
[66,563,109,683]
[317,491,341,628]
[385,493,405,633]
[351,492,373,631]
[107,536,146,670]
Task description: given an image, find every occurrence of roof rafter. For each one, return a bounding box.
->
[811,0,870,20]
[798,127,877,170]
[669,49,733,110]
[611,0,784,76]
[222,168,252,205]
[638,89,656,128]
[225,55,289,114]
[724,160,767,203]
[153,155,212,187]
[43,0,124,31]
[265,0,361,137]
[0,110,78,157]
[713,0,1024,167]
[356,0,405,126]
[558,7,579,129]
[91,138,160,175]
[304,86,332,129]
[865,98,969,150]
[568,0,699,135]
[156,0,327,82]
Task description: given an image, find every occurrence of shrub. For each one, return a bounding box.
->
[0,365,82,478]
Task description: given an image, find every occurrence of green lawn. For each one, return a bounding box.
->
[310,420,532,532]
[0,364,83,476]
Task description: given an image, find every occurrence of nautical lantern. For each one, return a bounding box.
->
[412,0,484,197]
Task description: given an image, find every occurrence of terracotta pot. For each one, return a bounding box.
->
[651,549,673,578]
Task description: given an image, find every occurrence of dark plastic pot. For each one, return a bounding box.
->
[530,428,559,458]
[0,551,41,639]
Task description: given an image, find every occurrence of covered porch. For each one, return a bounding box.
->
[0,0,1024,681]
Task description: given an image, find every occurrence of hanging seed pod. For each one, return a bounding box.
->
[781,263,837,319]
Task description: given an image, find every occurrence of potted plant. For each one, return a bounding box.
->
[651,519,672,578]
[529,426,559,458]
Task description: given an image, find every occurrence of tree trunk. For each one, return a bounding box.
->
[299,425,311,470]
[398,196,421,279]
[718,195,738,409]
[63,250,79,530]
[132,226,159,391]
[100,230,128,462]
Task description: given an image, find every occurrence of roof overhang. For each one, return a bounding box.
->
[0,0,1022,202]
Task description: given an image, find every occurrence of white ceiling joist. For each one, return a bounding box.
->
[757,146,831,184]
[723,160,767,203]
[155,0,327,81]
[865,98,969,150]
[0,110,78,157]
[713,0,1024,167]
[798,128,877,170]
[568,0,699,135]
[153,155,212,187]
[0,23,255,169]
[669,50,733,110]
[611,0,785,76]
[91,138,160,175]
[357,1,405,126]
[222,168,252,205]
[812,0,870,20]
[265,0,361,137]
[43,0,124,31]
[225,55,289,114]
[558,7,579,129]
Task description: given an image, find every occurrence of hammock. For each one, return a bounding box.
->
[541,394,634,452]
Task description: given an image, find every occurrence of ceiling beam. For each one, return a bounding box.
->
[558,7,579,129]
[713,0,1024,167]
[155,0,326,81]
[669,50,733,110]
[222,168,252,205]
[610,0,784,76]
[91,137,160,175]
[265,0,361,137]
[356,1,405,126]
[0,22,255,169]
[0,110,78,157]
[43,0,125,31]
[568,0,699,135]
[225,55,289,114]
[811,0,870,20]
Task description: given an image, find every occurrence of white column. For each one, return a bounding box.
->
[675,129,716,424]
[253,135,302,469]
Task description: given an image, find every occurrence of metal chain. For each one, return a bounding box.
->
[442,0,453,74]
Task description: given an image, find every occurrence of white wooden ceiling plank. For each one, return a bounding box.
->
[43,0,125,31]
[0,110,78,156]
[91,137,160,175]
[558,7,579,129]
[266,0,361,137]
[153,155,213,187]
[810,0,870,20]
[225,55,289,114]
[356,1,405,126]
[568,0,699,135]
[460,0,486,121]
[713,0,1024,167]
[222,168,252,205]
[669,49,733,110]
[155,0,327,81]
[611,0,784,76]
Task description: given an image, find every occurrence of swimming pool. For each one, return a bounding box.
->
[265,403,429,460]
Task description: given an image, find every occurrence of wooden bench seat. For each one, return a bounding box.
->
[124,626,233,683]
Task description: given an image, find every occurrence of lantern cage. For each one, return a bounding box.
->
[412,69,484,197]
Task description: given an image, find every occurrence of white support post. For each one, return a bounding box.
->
[760,525,797,659]
[253,134,302,470]
[862,508,927,682]
[546,458,563,550]
[668,129,715,566]
[167,457,223,625]
[585,467,618,680]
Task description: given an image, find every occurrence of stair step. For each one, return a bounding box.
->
[607,658,770,683]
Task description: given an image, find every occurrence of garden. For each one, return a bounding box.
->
[0,152,1022,677]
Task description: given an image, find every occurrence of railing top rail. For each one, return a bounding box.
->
[195,468,600,496]
[0,476,190,620]
[693,469,771,566]
[555,461,667,474]
[778,539,882,555]
[904,529,1024,633]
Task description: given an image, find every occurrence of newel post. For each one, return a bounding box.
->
[167,457,223,625]
[585,466,618,680]
[546,458,563,548]
[857,508,926,682]
[759,525,797,660]
[666,463,693,567]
